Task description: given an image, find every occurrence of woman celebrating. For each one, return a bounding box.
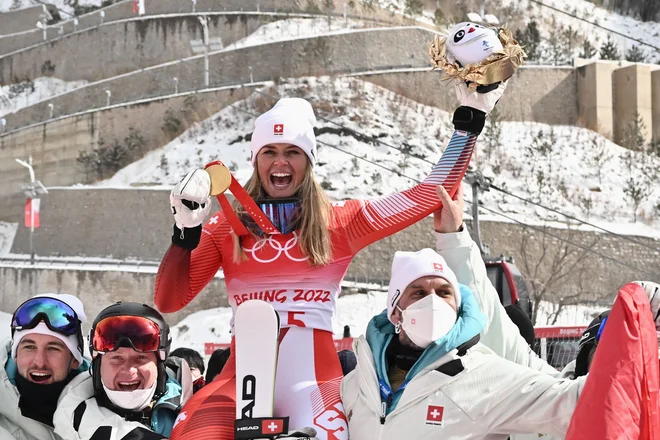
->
[155,82,505,440]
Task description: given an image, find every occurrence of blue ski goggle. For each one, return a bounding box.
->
[11,297,80,337]
[240,198,301,236]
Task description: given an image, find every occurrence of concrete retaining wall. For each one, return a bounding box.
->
[3,213,658,325]
[1,27,434,132]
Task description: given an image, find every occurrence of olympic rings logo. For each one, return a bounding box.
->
[242,232,308,264]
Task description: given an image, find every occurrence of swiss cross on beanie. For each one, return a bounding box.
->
[386,248,461,323]
[11,293,86,364]
[250,97,317,167]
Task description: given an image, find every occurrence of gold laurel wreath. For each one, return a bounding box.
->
[429,26,526,88]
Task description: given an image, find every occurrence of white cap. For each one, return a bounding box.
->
[633,281,660,331]
[386,248,461,323]
[12,293,86,364]
[445,22,503,66]
[250,98,317,167]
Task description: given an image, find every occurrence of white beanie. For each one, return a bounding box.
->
[387,248,461,323]
[633,281,660,331]
[250,97,317,167]
[12,293,86,364]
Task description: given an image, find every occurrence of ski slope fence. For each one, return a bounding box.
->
[204,326,587,371]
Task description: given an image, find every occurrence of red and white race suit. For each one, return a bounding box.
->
[155,130,477,440]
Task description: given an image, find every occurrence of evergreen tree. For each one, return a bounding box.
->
[404,0,423,16]
[599,35,620,60]
[514,21,541,61]
[579,39,596,59]
[625,45,646,62]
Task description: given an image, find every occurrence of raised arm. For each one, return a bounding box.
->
[433,185,557,374]
[154,170,224,313]
[341,82,506,253]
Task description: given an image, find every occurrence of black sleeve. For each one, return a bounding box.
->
[452,106,486,135]
[171,224,202,250]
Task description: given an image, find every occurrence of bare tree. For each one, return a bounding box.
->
[517,223,609,325]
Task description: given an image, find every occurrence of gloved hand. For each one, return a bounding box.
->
[170,169,212,229]
[454,80,507,115]
[275,427,319,439]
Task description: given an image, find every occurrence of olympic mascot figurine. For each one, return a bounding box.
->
[429,22,526,90]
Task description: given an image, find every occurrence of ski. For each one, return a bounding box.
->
[234,300,287,439]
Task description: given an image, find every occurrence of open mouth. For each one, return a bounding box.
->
[117,380,142,391]
[270,172,293,189]
[28,371,52,383]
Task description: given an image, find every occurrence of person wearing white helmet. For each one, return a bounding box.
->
[341,250,586,439]
[0,294,89,440]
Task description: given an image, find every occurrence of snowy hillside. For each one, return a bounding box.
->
[373,0,660,63]
[0,0,101,15]
[0,77,88,118]
[0,222,17,256]
[502,0,660,63]
[223,17,368,51]
[170,291,605,354]
[99,76,660,238]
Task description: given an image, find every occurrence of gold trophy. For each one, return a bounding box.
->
[429,22,526,89]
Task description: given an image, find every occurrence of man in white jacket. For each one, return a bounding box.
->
[0,294,89,440]
[341,249,585,439]
[54,302,186,440]
[434,184,557,374]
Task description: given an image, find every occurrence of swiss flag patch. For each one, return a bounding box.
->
[261,419,285,435]
[426,405,444,425]
[273,124,284,135]
[433,262,444,271]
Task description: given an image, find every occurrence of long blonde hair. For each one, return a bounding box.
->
[231,163,333,266]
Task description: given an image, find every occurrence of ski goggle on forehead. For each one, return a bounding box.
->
[12,297,80,336]
[92,316,165,360]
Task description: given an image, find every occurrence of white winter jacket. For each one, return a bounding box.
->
[0,340,61,440]
[436,228,557,374]
[341,336,585,440]
[53,373,167,440]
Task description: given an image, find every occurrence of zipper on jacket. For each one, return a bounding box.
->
[380,394,393,425]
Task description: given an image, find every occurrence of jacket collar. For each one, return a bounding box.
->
[366,284,486,387]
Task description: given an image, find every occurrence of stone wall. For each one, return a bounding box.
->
[0,5,59,37]
[2,27,434,132]
[0,265,227,328]
[0,14,274,80]
[0,0,424,79]
[4,208,658,324]
[362,66,579,125]
[0,86,255,220]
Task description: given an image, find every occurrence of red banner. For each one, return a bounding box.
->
[24,198,40,229]
[534,326,587,339]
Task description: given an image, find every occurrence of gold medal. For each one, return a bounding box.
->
[205,163,232,196]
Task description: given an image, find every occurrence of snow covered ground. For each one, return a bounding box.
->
[0,77,88,118]
[223,17,368,52]
[99,76,660,238]
[0,222,17,256]
[0,0,101,15]
[169,291,605,354]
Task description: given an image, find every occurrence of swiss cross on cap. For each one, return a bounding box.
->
[273,123,284,135]
[426,405,444,425]
[261,419,284,435]
[433,262,444,271]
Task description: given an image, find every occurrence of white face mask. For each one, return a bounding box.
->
[396,294,457,349]
[102,379,157,411]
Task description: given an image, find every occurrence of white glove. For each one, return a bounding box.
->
[170,169,212,229]
[454,80,507,115]
[275,427,319,439]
